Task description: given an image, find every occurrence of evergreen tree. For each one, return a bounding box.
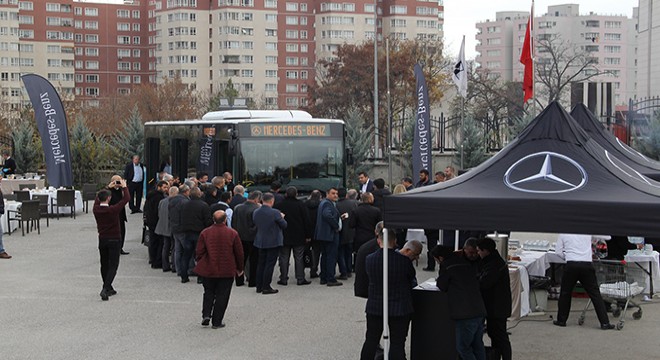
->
[344,107,373,189]
[70,115,110,187]
[112,105,145,165]
[453,117,488,169]
[11,118,42,173]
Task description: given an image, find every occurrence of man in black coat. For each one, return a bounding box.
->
[336,188,358,278]
[232,191,262,287]
[229,185,247,209]
[354,221,383,298]
[274,187,312,286]
[433,245,487,360]
[144,180,169,268]
[350,192,382,252]
[123,155,146,213]
[1,151,16,175]
[178,187,213,283]
[371,178,391,212]
[476,237,512,360]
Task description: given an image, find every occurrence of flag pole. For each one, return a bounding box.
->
[531,0,536,114]
[460,96,464,170]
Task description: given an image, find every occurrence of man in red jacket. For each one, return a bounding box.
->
[194,210,244,329]
[93,178,130,301]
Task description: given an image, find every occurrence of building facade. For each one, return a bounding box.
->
[0,0,443,112]
[475,4,636,106]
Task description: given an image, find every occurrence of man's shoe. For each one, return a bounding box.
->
[601,323,615,330]
[107,289,117,296]
[201,317,210,327]
[120,250,130,255]
[422,267,435,272]
[320,280,327,285]
[197,277,204,284]
[0,252,11,259]
[310,273,319,279]
[327,281,343,287]
[337,274,348,280]
[276,280,287,286]
[262,288,279,295]
[256,288,262,293]
[212,323,225,329]
[100,289,109,301]
[181,277,190,283]
[297,280,312,286]
[553,320,566,327]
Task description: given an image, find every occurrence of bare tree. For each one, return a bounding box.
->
[535,34,610,106]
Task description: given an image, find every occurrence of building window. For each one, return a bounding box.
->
[85,8,98,16]
[85,21,98,29]
[85,87,99,96]
[85,34,99,43]
[286,97,298,107]
[286,43,299,52]
[19,1,33,10]
[85,48,99,56]
[286,70,298,79]
[86,74,99,83]
[265,0,277,8]
[390,5,407,14]
[118,49,131,58]
[265,42,277,50]
[265,69,277,77]
[118,75,131,84]
[286,57,298,65]
[286,2,298,11]
[265,83,277,91]
[286,84,298,92]
[117,23,130,31]
[133,75,141,83]
[46,3,60,12]
[86,61,99,69]
[286,16,298,25]
[241,69,253,77]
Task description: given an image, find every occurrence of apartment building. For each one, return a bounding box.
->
[0,0,443,111]
[475,4,635,106]
[637,0,660,100]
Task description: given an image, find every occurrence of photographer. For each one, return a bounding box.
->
[93,178,130,301]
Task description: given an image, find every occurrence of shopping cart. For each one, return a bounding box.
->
[578,259,645,330]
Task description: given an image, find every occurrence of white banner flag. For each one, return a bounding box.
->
[452,36,468,98]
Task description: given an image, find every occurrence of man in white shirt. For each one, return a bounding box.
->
[553,233,615,330]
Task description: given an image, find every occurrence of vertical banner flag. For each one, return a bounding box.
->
[453,36,468,98]
[520,3,534,103]
[197,125,216,177]
[20,74,73,188]
[413,64,432,179]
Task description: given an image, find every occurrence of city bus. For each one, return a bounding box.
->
[143,110,346,194]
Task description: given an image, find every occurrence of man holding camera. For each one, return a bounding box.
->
[93,178,130,301]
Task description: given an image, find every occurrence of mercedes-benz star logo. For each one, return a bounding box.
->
[504,152,588,193]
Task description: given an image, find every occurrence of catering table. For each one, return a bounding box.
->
[410,279,457,360]
[29,189,83,214]
[509,265,531,319]
[1,200,19,234]
[519,250,660,296]
[1,179,46,194]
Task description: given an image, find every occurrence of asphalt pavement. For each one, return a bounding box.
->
[1,210,659,360]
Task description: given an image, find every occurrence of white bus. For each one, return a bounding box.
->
[144,110,346,193]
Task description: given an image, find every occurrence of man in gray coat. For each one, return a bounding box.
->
[232,191,262,287]
[155,186,178,272]
[252,192,287,294]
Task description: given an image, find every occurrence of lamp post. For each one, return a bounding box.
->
[373,0,379,159]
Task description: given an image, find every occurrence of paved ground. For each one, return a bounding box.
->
[1,210,659,359]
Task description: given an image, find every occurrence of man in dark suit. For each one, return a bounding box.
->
[350,192,382,252]
[1,151,16,175]
[314,187,343,287]
[144,180,169,268]
[360,228,416,360]
[232,191,262,287]
[274,187,312,286]
[354,221,384,298]
[179,187,213,283]
[253,192,287,294]
[476,237,512,360]
[123,155,146,213]
[357,171,374,195]
[371,178,391,212]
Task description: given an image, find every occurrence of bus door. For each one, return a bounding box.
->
[171,138,189,180]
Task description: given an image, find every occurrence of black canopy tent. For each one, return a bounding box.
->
[383,102,660,237]
[570,103,660,181]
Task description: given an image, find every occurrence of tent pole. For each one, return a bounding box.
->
[454,230,460,251]
[382,228,390,359]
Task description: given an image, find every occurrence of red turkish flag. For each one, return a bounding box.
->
[520,17,533,103]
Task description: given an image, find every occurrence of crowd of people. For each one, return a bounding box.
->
[90,160,520,356]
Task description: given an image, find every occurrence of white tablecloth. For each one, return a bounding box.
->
[406,229,427,243]
[0,179,46,194]
[29,189,83,214]
[1,200,20,234]
[509,265,531,319]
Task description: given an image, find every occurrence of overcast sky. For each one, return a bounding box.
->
[443,0,638,60]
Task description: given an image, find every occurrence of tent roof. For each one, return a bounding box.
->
[383,102,660,237]
[570,103,660,180]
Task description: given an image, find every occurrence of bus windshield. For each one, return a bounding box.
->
[240,138,344,193]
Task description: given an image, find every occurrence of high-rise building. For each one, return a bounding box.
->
[636,0,660,100]
[0,0,443,112]
[475,4,635,106]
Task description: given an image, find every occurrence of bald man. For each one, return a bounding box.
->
[194,210,244,329]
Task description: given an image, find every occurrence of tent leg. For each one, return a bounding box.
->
[454,230,460,251]
[382,228,390,360]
